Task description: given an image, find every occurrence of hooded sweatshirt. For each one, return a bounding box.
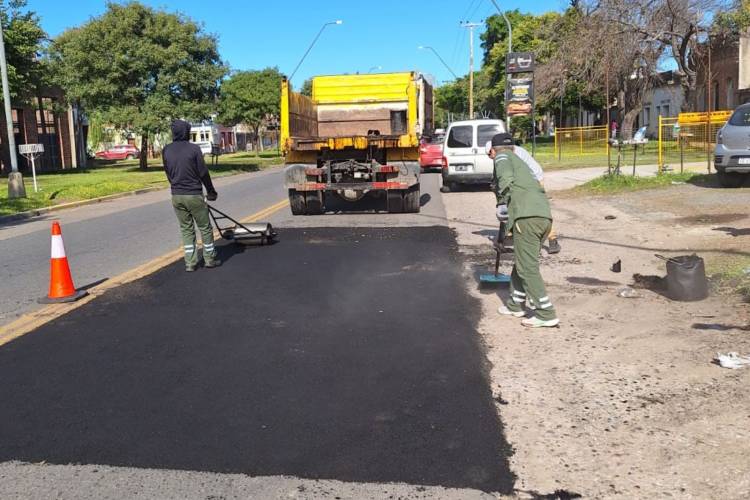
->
[163,120,216,196]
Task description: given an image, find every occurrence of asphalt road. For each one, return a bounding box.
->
[0,168,286,326]
[0,170,515,495]
[0,169,451,326]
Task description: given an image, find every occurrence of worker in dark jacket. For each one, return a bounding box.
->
[490,133,559,328]
[163,120,220,272]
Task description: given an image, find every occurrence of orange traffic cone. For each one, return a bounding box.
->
[38,221,88,304]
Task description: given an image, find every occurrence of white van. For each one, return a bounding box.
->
[440,119,506,192]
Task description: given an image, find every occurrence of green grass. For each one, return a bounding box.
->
[0,151,282,217]
[571,172,714,196]
[705,255,750,302]
[527,139,712,171]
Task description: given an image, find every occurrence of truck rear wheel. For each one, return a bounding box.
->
[403,185,420,213]
[387,189,404,213]
[289,189,306,215]
[305,191,324,215]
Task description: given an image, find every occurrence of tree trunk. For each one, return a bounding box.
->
[139,134,148,170]
[621,107,641,141]
[255,126,262,153]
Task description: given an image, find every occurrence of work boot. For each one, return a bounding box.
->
[185,265,197,272]
[521,316,560,328]
[498,304,526,317]
[204,259,222,269]
[547,238,561,254]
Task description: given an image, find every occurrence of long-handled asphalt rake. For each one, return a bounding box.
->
[207,204,277,245]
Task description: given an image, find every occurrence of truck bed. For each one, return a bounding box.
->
[281,72,431,154]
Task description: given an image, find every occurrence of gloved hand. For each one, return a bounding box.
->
[206,191,218,202]
[496,204,508,221]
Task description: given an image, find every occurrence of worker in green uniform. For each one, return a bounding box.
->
[489,133,559,328]
[163,120,220,272]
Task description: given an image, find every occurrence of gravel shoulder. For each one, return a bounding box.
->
[443,180,750,499]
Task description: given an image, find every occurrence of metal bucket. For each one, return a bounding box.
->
[659,254,708,302]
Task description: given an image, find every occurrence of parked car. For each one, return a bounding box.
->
[715,103,750,188]
[95,144,140,160]
[440,119,506,192]
[419,131,445,171]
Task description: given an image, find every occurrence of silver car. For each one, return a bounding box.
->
[715,104,750,187]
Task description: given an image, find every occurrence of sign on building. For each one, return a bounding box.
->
[505,52,535,74]
[507,78,533,117]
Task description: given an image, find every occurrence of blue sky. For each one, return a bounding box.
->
[27,0,567,87]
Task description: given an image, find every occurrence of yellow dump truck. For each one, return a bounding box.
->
[280,72,433,215]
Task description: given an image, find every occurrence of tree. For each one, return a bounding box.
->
[535,1,665,136]
[480,8,586,132]
[435,77,468,115]
[217,68,282,152]
[49,2,227,169]
[300,78,313,97]
[589,0,728,111]
[0,1,46,174]
[0,0,47,100]
[715,0,750,35]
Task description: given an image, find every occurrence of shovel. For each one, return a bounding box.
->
[480,221,511,285]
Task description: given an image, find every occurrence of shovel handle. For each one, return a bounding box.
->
[654,254,681,265]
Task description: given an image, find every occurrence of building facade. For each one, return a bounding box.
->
[640,71,685,137]
[695,31,750,113]
[0,87,83,175]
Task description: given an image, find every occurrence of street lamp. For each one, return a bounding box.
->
[1,20,24,198]
[489,0,513,130]
[489,0,512,53]
[288,20,343,83]
[417,46,459,79]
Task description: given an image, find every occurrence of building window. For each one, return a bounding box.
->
[663,105,669,117]
[727,78,734,109]
[36,97,60,170]
[713,81,720,111]
[644,107,650,126]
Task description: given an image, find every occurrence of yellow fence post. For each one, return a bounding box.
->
[658,115,663,174]
[579,127,583,155]
[554,128,558,159]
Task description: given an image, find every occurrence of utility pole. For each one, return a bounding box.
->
[461,21,481,119]
[706,29,712,173]
[1,20,24,198]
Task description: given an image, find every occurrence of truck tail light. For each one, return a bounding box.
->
[441,156,448,169]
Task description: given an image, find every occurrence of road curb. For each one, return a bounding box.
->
[0,186,165,225]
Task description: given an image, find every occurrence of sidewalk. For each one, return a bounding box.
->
[543,161,710,191]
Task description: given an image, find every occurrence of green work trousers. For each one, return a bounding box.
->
[506,216,557,321]
[171,194,217,267]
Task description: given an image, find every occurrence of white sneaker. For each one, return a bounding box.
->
[498,305,526,317]
[521,316,560,328]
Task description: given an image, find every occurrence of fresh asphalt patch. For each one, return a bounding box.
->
[0,226,514,493]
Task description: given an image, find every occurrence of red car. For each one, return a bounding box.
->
[95,144,140,160]
[419,134,444,171]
